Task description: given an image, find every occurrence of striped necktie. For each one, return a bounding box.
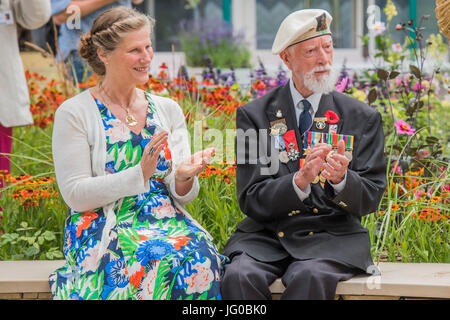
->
[299,99,312,136]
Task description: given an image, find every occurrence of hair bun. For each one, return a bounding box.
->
[79,32,95,59]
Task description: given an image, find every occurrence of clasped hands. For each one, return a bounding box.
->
[294,140,349,190]
[140,130,215,182]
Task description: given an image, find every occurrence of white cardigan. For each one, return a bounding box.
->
[52,89,211,263]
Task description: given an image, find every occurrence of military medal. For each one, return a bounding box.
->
[274,135,286,150]
[279,150,289,163]
[329,124,338,134]
[344,150,353,161]
[303,131,355,188]
[287,146,300,161]
[283,130,300,162]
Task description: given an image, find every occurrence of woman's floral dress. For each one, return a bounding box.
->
[49,93,227,300]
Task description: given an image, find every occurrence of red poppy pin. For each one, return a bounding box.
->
[324,110,340,124]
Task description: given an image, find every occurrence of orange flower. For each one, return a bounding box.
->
[430,196,442,203]
[129,266,146,289]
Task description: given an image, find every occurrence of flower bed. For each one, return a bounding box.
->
[1,8,449,262]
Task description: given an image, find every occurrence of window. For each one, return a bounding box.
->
[153,0,224,51]
[255,0,357,49]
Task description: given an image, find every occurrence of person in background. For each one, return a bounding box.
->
[0,0,51,188]
[49,6,227,300]
[50,0,144,83]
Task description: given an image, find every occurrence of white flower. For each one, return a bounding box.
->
[184,258,214,295]
[105,119,130,144]
[152,197,177,219]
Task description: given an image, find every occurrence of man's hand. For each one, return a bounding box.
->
[320,140,349,184]
[294,143,331,190]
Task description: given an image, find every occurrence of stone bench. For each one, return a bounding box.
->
[0,260,449,300]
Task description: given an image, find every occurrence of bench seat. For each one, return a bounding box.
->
[0,260,449,300]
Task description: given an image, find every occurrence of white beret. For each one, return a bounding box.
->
[272,9,333,54]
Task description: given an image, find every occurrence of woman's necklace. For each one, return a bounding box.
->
[100,84,138,127]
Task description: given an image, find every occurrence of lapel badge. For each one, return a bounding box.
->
[313,117,327,130]
[324,110,340,124]
[276,109,283,118]
[269,119,288,136]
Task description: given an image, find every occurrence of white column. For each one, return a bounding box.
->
[231,0,257,56]
[355,0,364,51]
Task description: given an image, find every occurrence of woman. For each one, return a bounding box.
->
[49,7,227,300]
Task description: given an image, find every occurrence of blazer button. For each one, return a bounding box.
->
[308,231,314,236]
[278,231,285,238]
[313,208,319,214]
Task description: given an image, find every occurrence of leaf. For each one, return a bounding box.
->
[389,71,400,79]
[377,69,389,81]
[368,88,378,105]
[410,65,421,79]
[425,136,439,144]
[24,246,39,257]
[42,230,56,241]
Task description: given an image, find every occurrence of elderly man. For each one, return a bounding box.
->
[221,9,387,300]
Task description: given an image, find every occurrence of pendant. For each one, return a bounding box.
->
[126,112,138,127]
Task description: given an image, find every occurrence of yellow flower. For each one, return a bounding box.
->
[427,34,447,60]
[384,0,398,23]
[352,89,366,102]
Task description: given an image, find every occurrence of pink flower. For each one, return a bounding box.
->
[371,22,386,36]
[413,82,425,92]
[391,43,402,53]
[395,120,415,135]
[336,77,350,93]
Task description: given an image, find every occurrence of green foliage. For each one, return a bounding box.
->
[179,21,251,68]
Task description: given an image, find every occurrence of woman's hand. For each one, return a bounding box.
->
[175,147,216,182]
[140,131,168,181]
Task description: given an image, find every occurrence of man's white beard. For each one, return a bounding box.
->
[302,65,339,94]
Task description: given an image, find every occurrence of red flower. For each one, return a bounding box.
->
[324,110,339,124]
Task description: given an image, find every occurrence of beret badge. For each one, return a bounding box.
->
[316,13,327,32]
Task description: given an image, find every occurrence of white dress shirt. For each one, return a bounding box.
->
[288,79,347,201]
